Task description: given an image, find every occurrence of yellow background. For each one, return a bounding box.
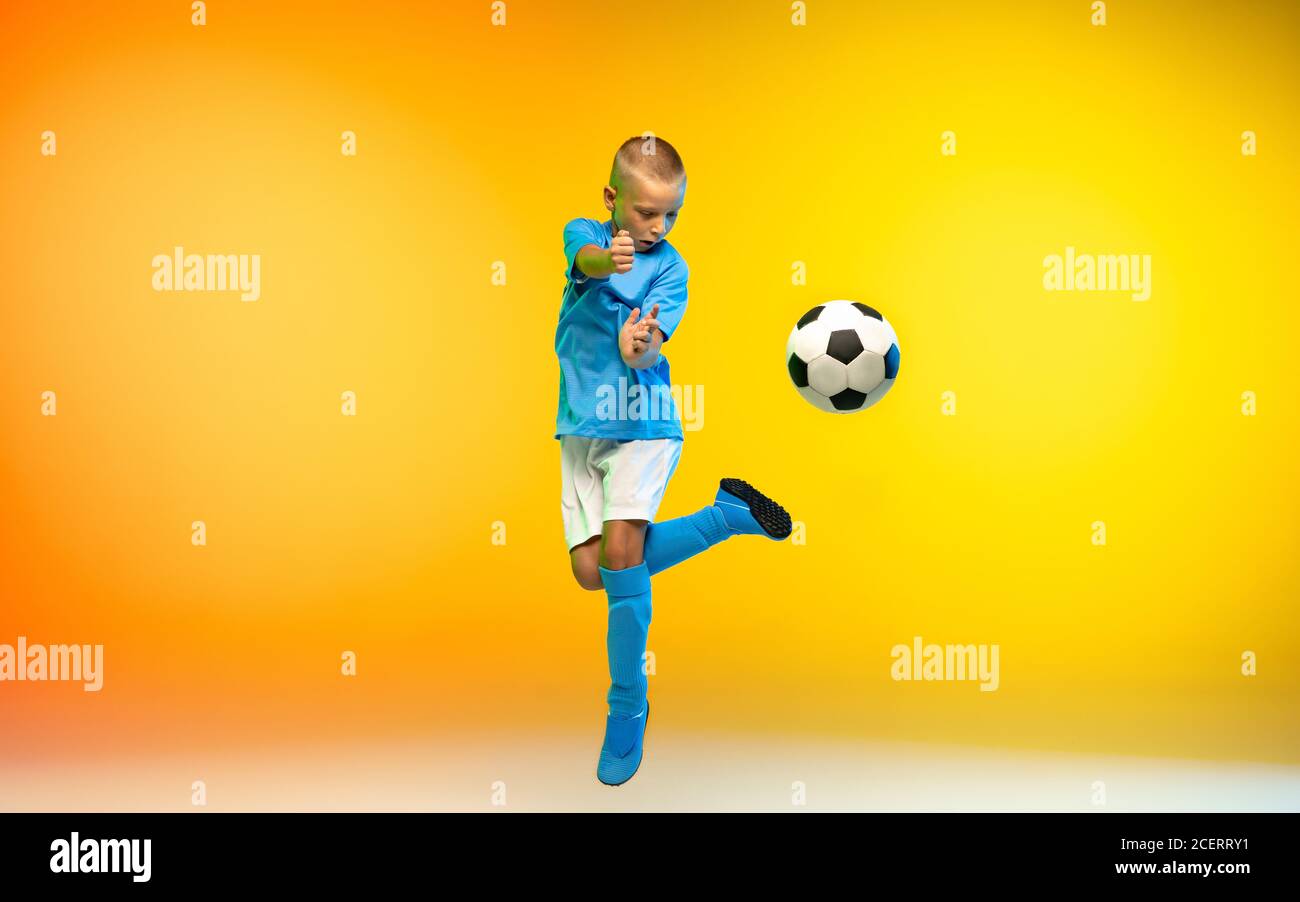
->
[0,0,1296,809]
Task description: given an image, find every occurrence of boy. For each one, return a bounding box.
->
[555,135,794,786]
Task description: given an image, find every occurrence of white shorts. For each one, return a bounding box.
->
[559,435,683,551]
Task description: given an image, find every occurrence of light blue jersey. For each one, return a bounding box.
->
[554,217,689,441]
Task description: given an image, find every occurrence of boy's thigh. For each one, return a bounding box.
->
[561,436,682,552]
[560,436,606,551]
[595,437,682,525]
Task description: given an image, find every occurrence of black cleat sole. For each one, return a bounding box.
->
[719,478,793,540]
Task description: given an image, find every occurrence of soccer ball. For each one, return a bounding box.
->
[786,300,900,413]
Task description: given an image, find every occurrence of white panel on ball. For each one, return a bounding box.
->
[807,356,849,396]
[791,320,831,363]
[854,318,893,356]
[816,300,865,331]
[846,350,886,393]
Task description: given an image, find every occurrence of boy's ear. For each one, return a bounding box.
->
[603,185,616,209]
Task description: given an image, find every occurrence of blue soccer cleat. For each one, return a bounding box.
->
[597,701,650,786]
[714,478,793,540]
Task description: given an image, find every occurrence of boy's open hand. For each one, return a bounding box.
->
[620,303,660,367]
[610,229,635,274]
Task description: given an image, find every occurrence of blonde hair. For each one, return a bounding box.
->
[610,135,686,191]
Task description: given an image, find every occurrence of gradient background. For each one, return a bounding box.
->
[1,0,1297,811]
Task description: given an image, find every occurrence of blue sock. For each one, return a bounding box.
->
[642,505,730,576]
[600,562,653,717]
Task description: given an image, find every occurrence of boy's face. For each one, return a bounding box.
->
[604,173,686,253]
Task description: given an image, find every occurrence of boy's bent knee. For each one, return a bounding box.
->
[600,520,646,572]
[570,556,603,591]
[598,545,640,572]
[573,567,603,591]
[570,535,603,590]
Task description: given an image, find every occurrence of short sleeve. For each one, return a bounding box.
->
[563,218,606,284]
[643,256,688,342]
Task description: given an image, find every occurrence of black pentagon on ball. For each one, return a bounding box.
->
[852,302,883,320]
[826,329,864,365]
[796,305,824,329]
[884,342,900,379]
[787,353,809,388]
[830,387,867,410]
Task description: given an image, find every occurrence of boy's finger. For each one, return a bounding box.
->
[625,307,640,326]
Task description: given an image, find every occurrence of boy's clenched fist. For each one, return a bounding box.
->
[610,229,635,274]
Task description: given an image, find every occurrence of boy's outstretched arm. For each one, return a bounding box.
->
[577,229,635,279]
